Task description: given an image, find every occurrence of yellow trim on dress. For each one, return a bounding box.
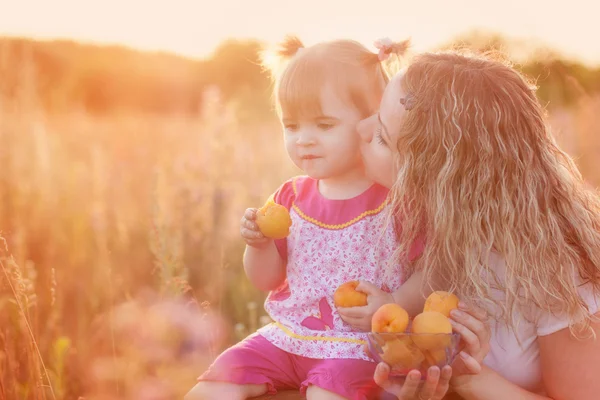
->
[291,177,388,230]
[273,322,367,345]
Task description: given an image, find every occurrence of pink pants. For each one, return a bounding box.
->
[198,333,394,400]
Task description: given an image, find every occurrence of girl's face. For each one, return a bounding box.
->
[282,84,364,181]
[357,72,408,189]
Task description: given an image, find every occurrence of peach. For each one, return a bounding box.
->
[256,201,292,239]
[381,337,425,369]
[423,291,460,318]
[371,303,410,334]
[411,311,452,350]
[423,348,448,368]
[333,281,368,308]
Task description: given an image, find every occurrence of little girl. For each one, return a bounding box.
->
[186,37,420,400]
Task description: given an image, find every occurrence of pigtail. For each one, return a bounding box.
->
[260,35,305,80]
[363,38,411,64]
[389,39,411,57]
[373,38,411,61]
[367,37,411,79]
[276,35,305,58]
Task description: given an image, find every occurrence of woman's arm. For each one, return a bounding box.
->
[454,365,550,400]
[455,312,600,400]
[537,312,600,400]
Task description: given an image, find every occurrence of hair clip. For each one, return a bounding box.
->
[399,95,415,110]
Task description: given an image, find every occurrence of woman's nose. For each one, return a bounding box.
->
[357,115,375,142]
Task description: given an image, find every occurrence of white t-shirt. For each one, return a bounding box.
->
[483,253,600,393]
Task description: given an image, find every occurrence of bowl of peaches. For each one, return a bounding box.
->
[335,283,462,378]
[368,291,462,377]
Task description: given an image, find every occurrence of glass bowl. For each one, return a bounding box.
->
[367,332,461,378]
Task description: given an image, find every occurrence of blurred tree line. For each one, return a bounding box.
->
[1,32,599,116]
[439,31,600,107]
[0,37,272,117]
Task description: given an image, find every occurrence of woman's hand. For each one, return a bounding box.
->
[448,302,492,389]
[374,363,453,400]
[337,281,393,331]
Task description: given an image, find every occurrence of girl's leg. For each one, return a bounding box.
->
[184,381,267,400]
[301,358,389,400]
[189,333,300,398]
[305,385,348,400]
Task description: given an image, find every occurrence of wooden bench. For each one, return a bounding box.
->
[253,391,305,399]
[252,390,463,399]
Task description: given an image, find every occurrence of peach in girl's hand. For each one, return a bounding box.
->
[334,281,368,308]
[256,202,292,239]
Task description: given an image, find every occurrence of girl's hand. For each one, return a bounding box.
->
[240,208,271,248]
[337,281,394,331]
[374,363,453,400]
[448,302,492,389]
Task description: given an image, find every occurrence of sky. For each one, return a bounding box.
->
[0,0,599,66]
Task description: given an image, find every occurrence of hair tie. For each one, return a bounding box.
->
[374,37,394,62]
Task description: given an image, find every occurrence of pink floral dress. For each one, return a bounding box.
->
[257,176,405,361]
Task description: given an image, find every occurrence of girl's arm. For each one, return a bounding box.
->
[337,271,429,330]
[240,207,286,291]
[243,241,286,291]
[391,269,430,316]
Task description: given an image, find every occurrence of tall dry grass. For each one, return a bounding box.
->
[0,79,298,398]
[0,53,599,399]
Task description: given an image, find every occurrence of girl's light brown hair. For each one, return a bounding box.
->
[261,36,409,119]
[391,50,600,337]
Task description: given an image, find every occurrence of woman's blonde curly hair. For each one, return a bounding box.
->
[390,50,600,337]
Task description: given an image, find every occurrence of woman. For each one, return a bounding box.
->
[357,49,600,399]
